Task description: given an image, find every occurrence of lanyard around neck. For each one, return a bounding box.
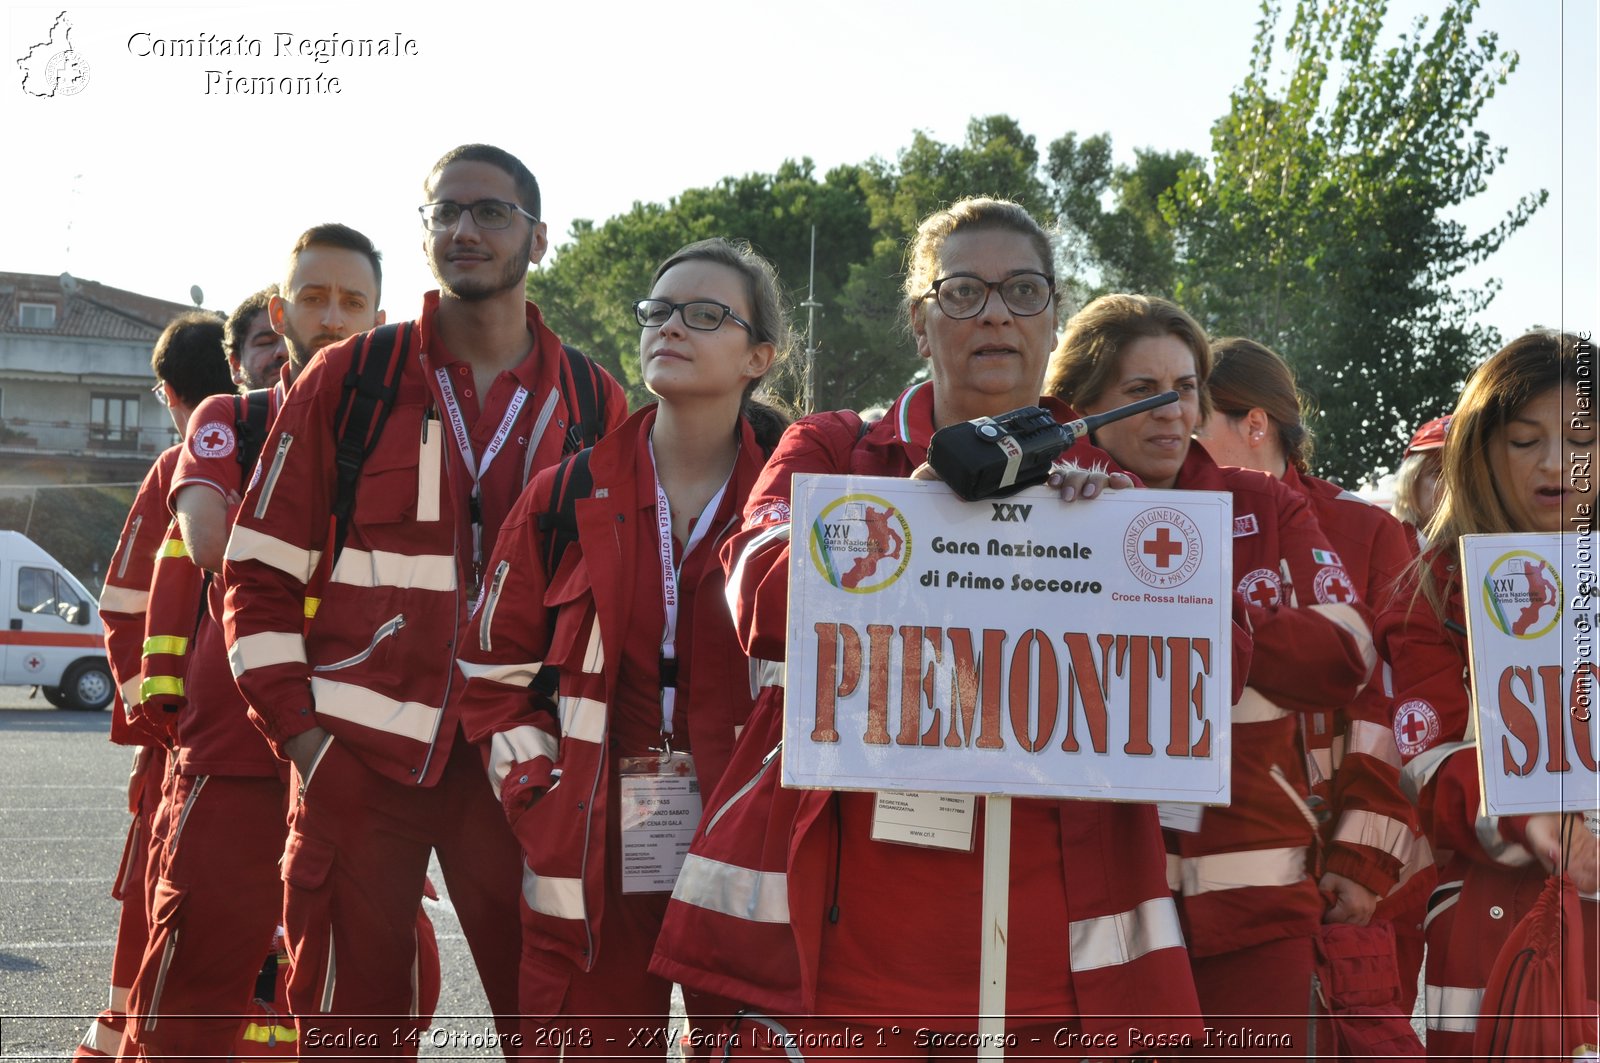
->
[434,367,527,589]
[649,433,731,739]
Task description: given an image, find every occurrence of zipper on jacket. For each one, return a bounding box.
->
[702,741,783,837]
[116,516,143,579]
[297,733,336,806]
[253,433,294,520]
[479,561,510,652]
[311,615,405,672]
[143,927,181,1031]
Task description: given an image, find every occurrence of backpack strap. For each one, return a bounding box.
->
[233,387,274,476]
[329,323,410,564]
[530,447,594,701]
[560,344,606,455]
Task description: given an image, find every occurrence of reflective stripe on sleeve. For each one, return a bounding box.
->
[1332,809,1414,862]
[309,677,441,744]
[142,635,190,656]
[1232,687,1289,723]
[725,522,791,615]
[1474,816,1535,866]
[1346,719,1402,767]
[99,586,149,614]
[158,538,190,559]
[1307,601,1377,672]
[226,526,320,583]
[140,676,183,700]
[1068,896,1185,972]
[1166,846,1308,896]
[670,853,791,923]
[558,695,606,744]
[228,631,308,677]
[1424,984,1483,1033]
[489,725,559,798]
[119,676,140,707]
[749,657,785,696]
[522,866,585,921]
[330,548,457,592]
[458,658,543,688]
[1399,740,1475,804]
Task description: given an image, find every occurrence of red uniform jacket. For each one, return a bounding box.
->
[1284,464,1421,895]
[456,406,767,971]
[652,383,1206,1042]
[1168,445,1374,958]
[162,388,284,777]
[101,445,181,746]
[223,293,626,786]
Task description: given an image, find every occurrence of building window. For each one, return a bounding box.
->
[89,392,141,450]
[17,302,57,329]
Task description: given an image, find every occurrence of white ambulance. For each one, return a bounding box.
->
[1,530,113,710]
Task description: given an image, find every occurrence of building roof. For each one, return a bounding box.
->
[0,271,203,343]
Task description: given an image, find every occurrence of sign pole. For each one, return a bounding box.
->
[978,794,1011,1061]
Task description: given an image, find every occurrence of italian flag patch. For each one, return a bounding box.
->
[1312,548,1342,566]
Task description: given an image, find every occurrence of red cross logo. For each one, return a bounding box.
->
[1315,567,1355,605]
[1393,699,1439,755]
[1246,576,1278,608]
[1142,526,1184,569]
[25,654,43,670]
[191,421,235,458]
[201,428,226,450]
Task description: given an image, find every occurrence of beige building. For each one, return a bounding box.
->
[0,271,201,484]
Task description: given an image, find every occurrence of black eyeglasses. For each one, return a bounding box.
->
[923,271,1055,320]
[418,199,538,231]
[633,299,754,334]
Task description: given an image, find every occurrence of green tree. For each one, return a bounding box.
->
[1047,133,1200,304]
[1163,0,1543,485]
[528,116,1056,415]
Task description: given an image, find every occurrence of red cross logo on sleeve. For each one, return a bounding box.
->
[201,427,226,450]
[191,421,235,459]
[1239,568,1281,608]
[1142,526,1184,569]
[1393,699,1439,756]
[1314,566,1356,605]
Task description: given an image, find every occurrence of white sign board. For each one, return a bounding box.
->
[1461,532,1600,816]
[783,475,1233,803]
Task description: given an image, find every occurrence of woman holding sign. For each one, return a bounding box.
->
[1045,296,1377,1054]
[1198,337,1432,1012]
[1376,330,1598,1061]
[651,198,1205,1058]
[455,237,791,1057]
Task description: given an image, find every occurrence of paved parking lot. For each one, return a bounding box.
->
[0,687,505,1060]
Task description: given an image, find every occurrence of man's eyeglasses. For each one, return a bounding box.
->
[633,299,754,335]
[150,381,169,407]
[923,271,1055,320]
[418,199,538,232]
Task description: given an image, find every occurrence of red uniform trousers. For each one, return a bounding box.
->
[76,749,166,1059]
[1190,937,1322,1059]
[125,771,287,1061]
[709,1015,1097,1060]
[282,729,522,1059]
[515,770,738,1062]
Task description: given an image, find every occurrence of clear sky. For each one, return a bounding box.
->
[5,0,1596,352]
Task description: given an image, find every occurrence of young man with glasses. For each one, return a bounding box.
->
[76,314,233,1061]
[122,230,385,1063]
[223,144,625,1057]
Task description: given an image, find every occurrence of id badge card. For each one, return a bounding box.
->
[870,790,977,852]
[619,751,701,894]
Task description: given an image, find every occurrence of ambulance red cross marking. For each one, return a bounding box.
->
[1247,577,1278,608]
[26,654,43,670]
[1142,526,1183,569]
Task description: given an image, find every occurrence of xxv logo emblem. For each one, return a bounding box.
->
[990,502,1032,522]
